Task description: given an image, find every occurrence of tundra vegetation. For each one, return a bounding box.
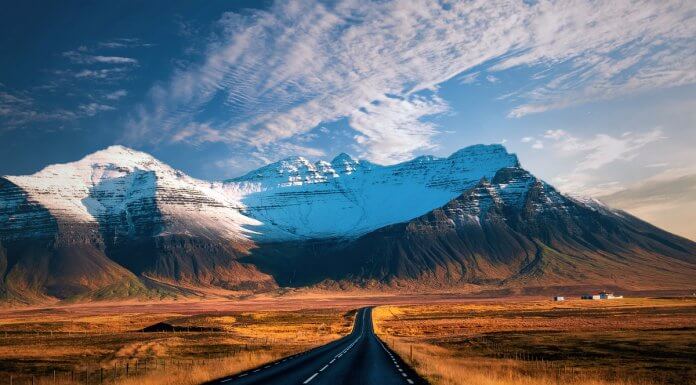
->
[373,298,696,385]
[0,306,355,385]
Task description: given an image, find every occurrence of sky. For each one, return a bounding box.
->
[1,0,695,238]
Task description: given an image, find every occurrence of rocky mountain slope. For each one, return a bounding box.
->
[0,146,274,303]
[224,144,519,240]
[1,145,694,303]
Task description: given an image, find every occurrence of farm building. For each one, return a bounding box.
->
[581,291,623,300]
[599,292,623,299]
[553,296,565,301]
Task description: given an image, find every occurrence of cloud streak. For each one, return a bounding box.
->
[63,50,138,65]
[545,128,666,195]
[128,0,695,164]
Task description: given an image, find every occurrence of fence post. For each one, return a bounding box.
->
[410,345,413,363]
[100,368,103,383]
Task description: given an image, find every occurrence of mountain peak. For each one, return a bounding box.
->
[448,143,509,157]
[82,145,157,163]
[331,152,359,174]
[3,141,695,302]
[331,152,357,164]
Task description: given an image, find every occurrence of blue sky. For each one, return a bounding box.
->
[1,0,695,207]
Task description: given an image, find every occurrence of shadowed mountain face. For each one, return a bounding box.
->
[1,145,694,303]
[0,177,136,303]
[0,150,274,304]
[243,167,696,290]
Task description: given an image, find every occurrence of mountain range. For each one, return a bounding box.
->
[1,144,694,304]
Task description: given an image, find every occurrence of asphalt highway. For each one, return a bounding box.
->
[205,307,428,385]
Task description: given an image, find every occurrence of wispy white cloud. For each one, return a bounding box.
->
[458,72,480,85]
[98,38,153,49]
[104,89,128,100]
[171,122,229,145]
[128,0,695,164]
[63,50,138,65]
[128,0,530,161]
[547,128,666,194]
[504,0,696,117]
[1,38,146,130]
[349,95,448,163]
[78,103,115,117]
[485,75,500,84]
[0,86,77,128]
[73,68,130,80]
[545,128,665,171]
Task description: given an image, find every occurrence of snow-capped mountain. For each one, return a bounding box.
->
[1,144,694,303]
[0,146,273,302]
[224,144,519,240]
[2,145,258,241]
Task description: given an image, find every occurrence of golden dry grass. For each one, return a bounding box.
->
[373,297,696,385]
[0,307,355,384]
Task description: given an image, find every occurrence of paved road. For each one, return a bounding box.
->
[205,307,427,385]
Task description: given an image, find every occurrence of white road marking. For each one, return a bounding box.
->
[402,373,407,377]
[320,364,329,372]
[253,369,260,373]
[330,359,336,363]
[407,380,414,384]
[303,373,319,384]
[221,378,233,383]
[238,373,248,377]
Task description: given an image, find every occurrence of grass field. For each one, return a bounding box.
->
[373,297,696,385]
[2,295,694,385]
[0,306,355,385]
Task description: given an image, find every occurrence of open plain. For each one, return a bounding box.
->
[373,297,696,385]
[1,295,694,385]
[0,300,355,385]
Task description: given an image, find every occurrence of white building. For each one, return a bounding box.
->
[581,291,623,300]
[599,292,623,299]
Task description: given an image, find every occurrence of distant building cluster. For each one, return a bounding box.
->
[553,291,624,301]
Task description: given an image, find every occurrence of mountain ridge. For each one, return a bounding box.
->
[1,144,694,304]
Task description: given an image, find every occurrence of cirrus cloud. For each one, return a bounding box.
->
[127,0,695,165]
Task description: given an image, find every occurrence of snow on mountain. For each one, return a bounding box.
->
[2,144,525,242]
[224,144,520,240]
[1,145,259,240]
[3,144,695,302]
